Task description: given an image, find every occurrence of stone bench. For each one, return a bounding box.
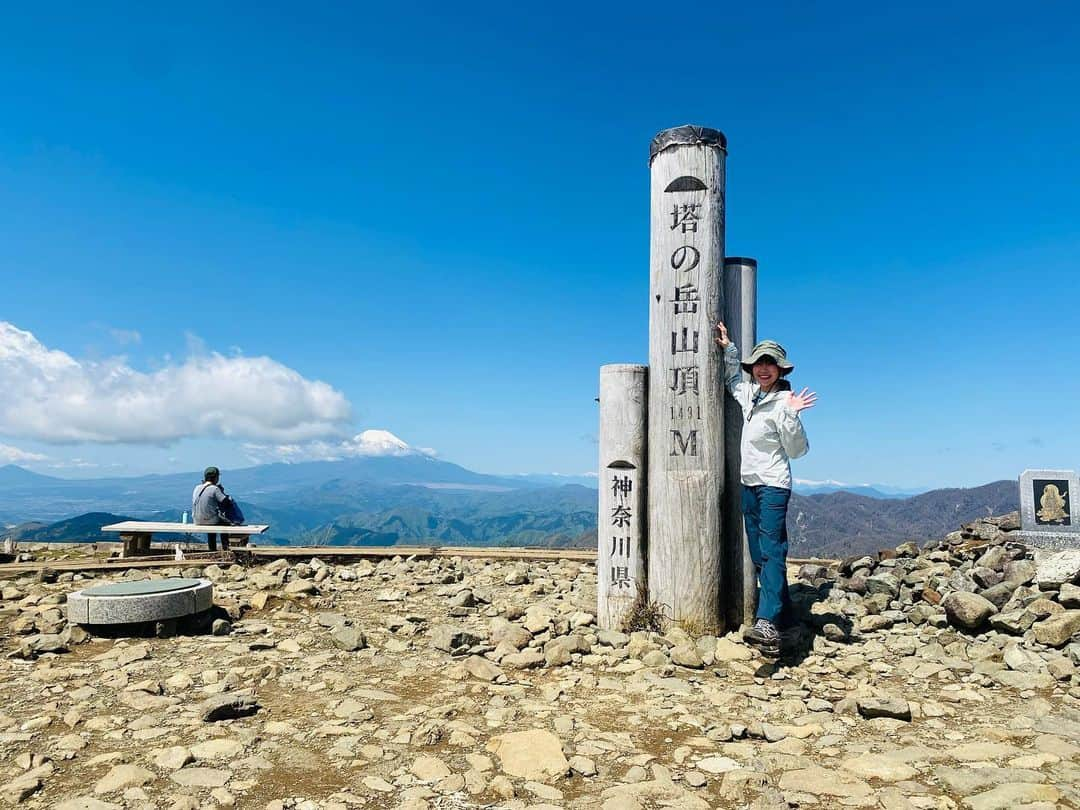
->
[101,521,270,557]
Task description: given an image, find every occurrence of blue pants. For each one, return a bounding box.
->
[741,485,792,623]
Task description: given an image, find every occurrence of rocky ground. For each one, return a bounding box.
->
[1,516,1079,810]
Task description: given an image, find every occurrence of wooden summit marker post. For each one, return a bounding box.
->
[647,125,727,632]
[597,364,648,630]
[723,257,758,628]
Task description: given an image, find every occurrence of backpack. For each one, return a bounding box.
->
[220,497,245,526]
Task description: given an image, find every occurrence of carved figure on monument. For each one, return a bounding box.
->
[715,321,817,656]
[1037,483,1070,524]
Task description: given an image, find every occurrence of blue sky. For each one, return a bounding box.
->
[1,1,1078,488]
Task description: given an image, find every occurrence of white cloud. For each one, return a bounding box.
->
[0,321,353,444]
[108,327,142,346]
[243,429,436,464]
[0,443,48,464]
[46,457,101,469]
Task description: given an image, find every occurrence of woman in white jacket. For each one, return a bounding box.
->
[715,322,817,655]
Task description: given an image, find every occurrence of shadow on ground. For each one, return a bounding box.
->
[762,578,852,670]
[80,605,232,640]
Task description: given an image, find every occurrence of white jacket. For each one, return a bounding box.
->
[723,343,809,489]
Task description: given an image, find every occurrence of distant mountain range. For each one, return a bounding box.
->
[786,480,1017,558]
[791,479,927,499]
[0,461,1017,558]
[0,457,588,520]
[0,459,599,549]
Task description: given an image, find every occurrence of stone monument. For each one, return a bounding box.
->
[1017,469,1080,550]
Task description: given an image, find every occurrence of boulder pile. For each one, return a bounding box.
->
[797,511,1080,683]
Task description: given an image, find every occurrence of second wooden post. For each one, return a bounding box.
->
[597,364,649,630]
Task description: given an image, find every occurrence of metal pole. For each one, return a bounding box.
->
[723,257,758,628]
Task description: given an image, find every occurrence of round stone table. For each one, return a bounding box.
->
[67,578,213,625]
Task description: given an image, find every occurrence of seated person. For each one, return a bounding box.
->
[191,466,244,551]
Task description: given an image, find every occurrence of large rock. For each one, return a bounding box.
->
[714,637,754,662]
[1,774,42,804]
[1026,597,1063,619]
[895,541,920,558]
[169,768,230,788]
[523,605,556,634]
[18,633,67,658]
[942,592,997,631]
[669,644,704,669]
[1035,549,1080,588]
[463,655,504,682]
[200,693,260,722]
[856,697,912,721]
[489,618,531,650]
[94,764,154,794]
[190,738,244,761]
[330,624,367,652]
[979,582,1017,609]
[544,644,572,667]
[1003,645,1046,673]
[155,746,194,770]
[411,756,453,781]
[1032,610,1080,648]
[865,573,900,598]
[975,546,1008,571]
[501,650,545,669]
[840,753,917,782]
[971,567,1003,588]
[964,519,1002,542]
[989,608,1035,636]
[1059,582,1080,608]
[430,624,481,653]
[283,579,317,596]
[487,729,569,781]
[1002,559,1037,585]
[963,783,1062,810]
[696,756,741,774]
[777,766,875,803]
[596,629,629,648]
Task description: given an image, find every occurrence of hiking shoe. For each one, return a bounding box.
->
[743,619,781,655]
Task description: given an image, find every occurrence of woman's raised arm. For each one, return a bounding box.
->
[715,322,745,395]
